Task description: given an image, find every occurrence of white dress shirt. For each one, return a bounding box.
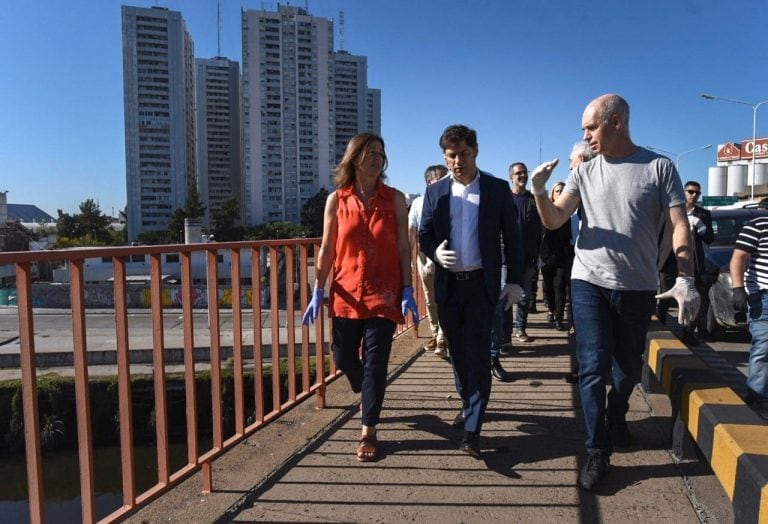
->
[449,171,482,271]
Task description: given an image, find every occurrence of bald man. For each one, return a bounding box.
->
[530,94,699,491]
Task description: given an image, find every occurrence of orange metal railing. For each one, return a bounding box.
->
[0,239,422,523]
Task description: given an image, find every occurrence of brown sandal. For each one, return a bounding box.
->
[356,435,378,462]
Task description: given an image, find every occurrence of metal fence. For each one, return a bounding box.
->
[0,239,422,523]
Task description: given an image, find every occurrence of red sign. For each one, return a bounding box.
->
[718,142,741,162]
[741,138,768,160]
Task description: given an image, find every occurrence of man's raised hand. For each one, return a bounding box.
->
[530,158,560,196]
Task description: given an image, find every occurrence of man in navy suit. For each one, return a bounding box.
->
[419,124,523,458]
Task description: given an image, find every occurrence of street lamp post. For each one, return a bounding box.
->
[701,93,768,201]
[645,143,712,176]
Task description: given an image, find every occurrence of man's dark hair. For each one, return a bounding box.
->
[758,197,768,210]
[508,162,528,175]
[424,164,448,183]
[439,124,478,151]
[684,180,701,190]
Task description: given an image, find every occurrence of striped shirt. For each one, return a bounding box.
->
[735,216,768,293]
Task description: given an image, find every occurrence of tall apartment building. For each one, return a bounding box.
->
[366,88,382,136]
[241,5,335,224]
[122,6,196,241]
[195,57,243,230]
[241,6,382,224]
[333,51,369,165]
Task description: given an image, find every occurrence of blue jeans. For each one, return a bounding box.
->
[332,317,396,427]
[747,290,768,399]
[570,279,656,452]
[514,264,539,331]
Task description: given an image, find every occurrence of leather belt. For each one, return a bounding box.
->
[450,269,483,281]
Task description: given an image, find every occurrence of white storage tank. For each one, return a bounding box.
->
[727,164,748,196]
[707,166,727,196]
[184,218,202,244]
[751,162,768,187]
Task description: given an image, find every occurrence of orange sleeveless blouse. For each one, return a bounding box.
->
[329,181,404,324]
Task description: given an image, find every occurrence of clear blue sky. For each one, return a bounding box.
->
[1,0,766,218]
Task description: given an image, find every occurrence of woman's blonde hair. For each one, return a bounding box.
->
[333,133,388,188]
[550,181,565,202]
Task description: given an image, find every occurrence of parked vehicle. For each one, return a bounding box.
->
[699,207,768,340]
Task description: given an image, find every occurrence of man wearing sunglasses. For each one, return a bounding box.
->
[658,181,713,343]
[682,181,714,342]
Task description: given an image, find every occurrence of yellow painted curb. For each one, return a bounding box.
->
[712,424,768,500]
[647,337,687,373]
[683,386,743,440]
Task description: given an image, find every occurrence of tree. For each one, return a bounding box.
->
[56,209,81,239]
[78,199,112,244]
[301,188,328,238]
[167,208,188,244]
[54,199,114,247]
[246,221,309,240]
[137,230,168,245]
[212,197,244,241]
[185,184,206,219]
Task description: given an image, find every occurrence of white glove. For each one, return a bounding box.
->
[434,240,457,269]
[688,215,707,235]
[530,158,560,196]
[499,283,522,310]
[423,258,435,275]
[655,276,701,326]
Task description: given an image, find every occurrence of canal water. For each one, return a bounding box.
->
[0,442,191,523]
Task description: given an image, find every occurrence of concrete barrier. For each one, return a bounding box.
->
[644,326,768,523]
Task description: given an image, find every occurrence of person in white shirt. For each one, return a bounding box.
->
[408,165,448,357]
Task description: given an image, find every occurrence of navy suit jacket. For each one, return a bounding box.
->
[418,171,523,304]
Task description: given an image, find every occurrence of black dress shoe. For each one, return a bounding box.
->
[491,358,510,382]
[547,312,555,323]
[460,431,481,458]
[451,409,465,428]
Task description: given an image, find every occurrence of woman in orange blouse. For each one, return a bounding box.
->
[302,133,418,461]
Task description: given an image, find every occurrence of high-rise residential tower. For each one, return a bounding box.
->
[241,5,334,224]
[195,57,243,230]
[122,6,196,242]
[333,51,371,165]
[366,88,382,137]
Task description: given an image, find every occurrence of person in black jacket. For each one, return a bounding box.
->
[540,181,572,331]
[657,180,713,344]
[508,162,543,343]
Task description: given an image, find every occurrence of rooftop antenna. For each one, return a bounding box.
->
[538,136,542,164]
[339,10,345,51]
[216,0,221,57]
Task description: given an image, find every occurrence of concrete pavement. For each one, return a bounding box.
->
[122,310,732,523]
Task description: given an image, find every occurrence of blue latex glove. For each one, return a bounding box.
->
[302,287,324,325]
[401,286,419,325]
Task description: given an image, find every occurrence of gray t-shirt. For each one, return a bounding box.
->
[564,147,685,291]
